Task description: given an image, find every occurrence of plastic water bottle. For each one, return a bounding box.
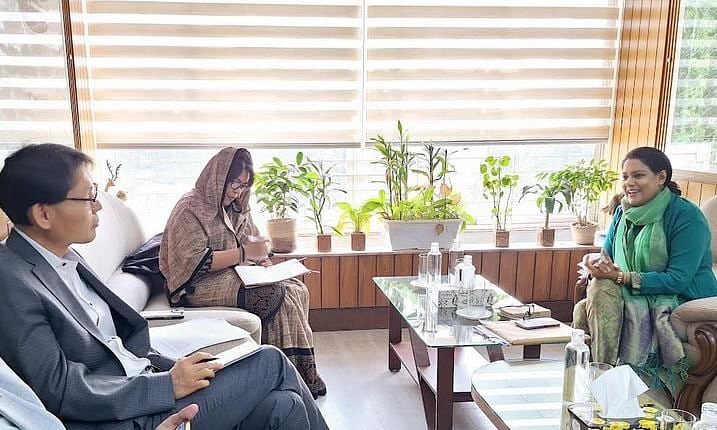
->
[695,403,717,429]
[447,239,464,285]
[424,242,441,333]
[457,255,475,289]
[560,329,590,430]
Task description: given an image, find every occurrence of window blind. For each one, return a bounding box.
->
[0,0,74,149]
[365,0,621,143]
[78,0,363,148]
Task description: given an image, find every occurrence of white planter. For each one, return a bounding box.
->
[383,219,463,250]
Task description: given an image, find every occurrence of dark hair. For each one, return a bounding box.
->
[622,146,681,196]
[0,144,93,225]
[223,148,254,196]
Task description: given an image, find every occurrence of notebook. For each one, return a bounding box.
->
[235,258,310,287]
[213,338,262,368]
[498,303,551,320]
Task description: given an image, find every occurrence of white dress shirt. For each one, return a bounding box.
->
[14,229,151,377]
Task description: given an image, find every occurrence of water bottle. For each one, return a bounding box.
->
[560,329,590,430]
[457,255,475,290]
[695,403,717,429]
[424,242,441,333]
[447,239,464,285]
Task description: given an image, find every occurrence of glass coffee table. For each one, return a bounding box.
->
[373,276,527,430]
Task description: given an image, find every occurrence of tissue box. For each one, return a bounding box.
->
[434,287,495,308]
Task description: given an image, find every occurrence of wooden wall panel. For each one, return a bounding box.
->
[515,251,536,303]
[481,252,500,285]
[498,251,518,296]
[533,252,554,302]
[339,256,358,308]
[394,254,413,276]
[686,182,702,204]
[303,257,322,309]
[321,256,340,309]
[375,255,394,306]
[358,255,377,307]
[549,251,571,301]
[671,172,717,206]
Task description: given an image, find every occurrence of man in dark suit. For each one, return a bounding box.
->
[0,144,328,430]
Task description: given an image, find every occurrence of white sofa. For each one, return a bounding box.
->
[73,192,262,343]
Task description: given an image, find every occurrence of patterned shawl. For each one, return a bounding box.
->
[614,187,688,394]
[159,147,259,303]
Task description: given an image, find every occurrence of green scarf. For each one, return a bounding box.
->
[613,187,687,396]
[614,186,671,273]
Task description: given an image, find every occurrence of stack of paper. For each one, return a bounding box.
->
[235,258,310,287]
[149,317,250,359]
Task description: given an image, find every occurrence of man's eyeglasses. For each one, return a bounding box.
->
[65,182,99,203]
[229,178,251,190]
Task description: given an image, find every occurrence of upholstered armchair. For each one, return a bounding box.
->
[573,195,717,416]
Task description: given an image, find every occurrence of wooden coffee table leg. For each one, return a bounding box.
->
[435,347,455,430]
[418,375,437,430]
[388,303,402,371]
[486,345,505,362]
[523,344,541,359]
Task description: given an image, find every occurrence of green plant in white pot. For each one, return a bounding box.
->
[545,159,618,245]
[481,155,519,247]
[254,153,305,253]
[334,200,380,251]
[297,157,345,252]
[370,121,474,250]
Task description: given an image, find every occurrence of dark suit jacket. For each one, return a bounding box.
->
[0,231,176,430]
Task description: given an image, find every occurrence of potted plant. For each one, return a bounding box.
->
[253,154,305,253]
[334,200,380,251]
[546,159,618,245]
[480,155,519,247]
[520,175,566,247]
[297,157,345,252]
[370,121,474,250]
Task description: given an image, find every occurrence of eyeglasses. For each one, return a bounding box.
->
[65,182,99,203]
[523,304,535,321]
[229,178,251,190]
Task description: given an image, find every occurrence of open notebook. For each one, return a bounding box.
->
[235,258,310,287]
[213,338,262,368]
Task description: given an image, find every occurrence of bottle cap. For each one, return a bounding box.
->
[430,242,440,253]
[451,238,461,250]
[571,329,585,343]
[701,402,717,422]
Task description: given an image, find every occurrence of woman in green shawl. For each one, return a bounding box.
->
[573,147,717,396]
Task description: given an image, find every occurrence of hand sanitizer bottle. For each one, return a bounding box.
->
[560,329,590,430]
[695,403,717,429]
[447,239,464,285]
[424,242,441,333]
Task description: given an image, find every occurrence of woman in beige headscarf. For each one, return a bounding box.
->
[160,147,326,397]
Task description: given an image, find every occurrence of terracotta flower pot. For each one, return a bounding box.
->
[266,218,297,253]
[571,222,597,245]
[494,229,510,248]
[350,232,366,251]
[537,227,555,247]
[317,234,332,252]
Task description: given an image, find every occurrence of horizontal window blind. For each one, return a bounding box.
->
[79,0,363,148]
[0,0,73,150]
[365,0,621,142]
[666,1,717,172]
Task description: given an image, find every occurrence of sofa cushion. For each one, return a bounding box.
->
[105,268,151,312]
[74,192,148,284]
[144,293,262,343]
[701,196,717,265]
[671,297,717,342]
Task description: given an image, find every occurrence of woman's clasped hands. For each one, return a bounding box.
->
[583,249,621,282]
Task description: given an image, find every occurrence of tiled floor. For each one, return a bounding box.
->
[313,329,565,430]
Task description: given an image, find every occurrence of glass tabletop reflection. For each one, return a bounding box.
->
[373,275,523,348]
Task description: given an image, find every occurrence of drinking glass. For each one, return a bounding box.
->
[584,362,613,410]
[659,409,696,430]
[417,253,429,286]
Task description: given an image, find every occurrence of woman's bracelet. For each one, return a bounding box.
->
[615,271,625,284]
